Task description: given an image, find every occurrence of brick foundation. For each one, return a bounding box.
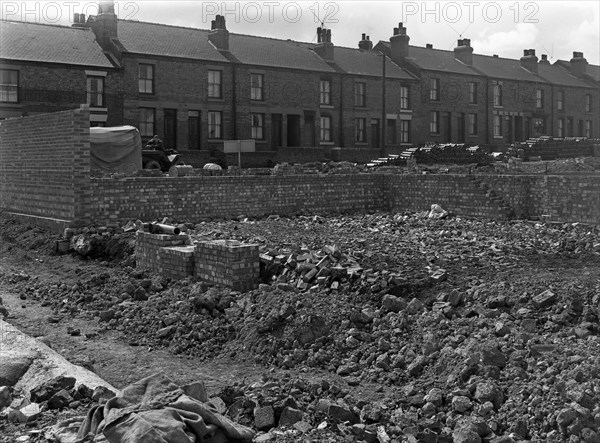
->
[194,240,259,292]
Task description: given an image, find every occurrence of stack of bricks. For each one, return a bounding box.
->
[159,246,195,279]
[194,240,259,292]
[136,231,188,273]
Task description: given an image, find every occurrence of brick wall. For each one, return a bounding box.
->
[90,174,386,223]
[0,107,91,229]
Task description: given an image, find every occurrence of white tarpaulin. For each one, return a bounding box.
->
[90,126,142,174]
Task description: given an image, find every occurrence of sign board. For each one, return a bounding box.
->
[223,140,256,168]
[223,140,256,153]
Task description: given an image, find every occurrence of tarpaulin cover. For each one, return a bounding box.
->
[90,126,142,175]
[49,372,256,443]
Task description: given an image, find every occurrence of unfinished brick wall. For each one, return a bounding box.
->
[195,240,259,291]
[0,108,91,230]
[90,174,387,223]
[136,231,189,273]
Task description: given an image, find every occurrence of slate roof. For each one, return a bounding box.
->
[228,33,334,72]
[117,20,229,63]
[0,20,114,68]
[378,42,480,76]
[536,63,593,88]
[471,54,546,82]
[325,46,416,80]
[555,59,600,83]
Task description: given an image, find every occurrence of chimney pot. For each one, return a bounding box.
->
[570,51,588,76]
[426,43,433,49]
[362,33,366,39]
[74,12,80,23]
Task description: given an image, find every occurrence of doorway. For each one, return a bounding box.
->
[271,114,282,149]
[287,114,301,147]
[371,118,380,149]
[164,109,177,148]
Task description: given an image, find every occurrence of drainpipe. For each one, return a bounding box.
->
[485,77,490,144]
[339,73,344,147]
[381,50,386,157]
[232,63,237,139]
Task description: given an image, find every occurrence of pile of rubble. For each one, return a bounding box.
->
[2,213,600,442]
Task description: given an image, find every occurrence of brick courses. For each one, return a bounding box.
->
[195,240,259,291]
[136,231,188,272]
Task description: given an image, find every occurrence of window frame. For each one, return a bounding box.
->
[493,115,502,137]
[400,85,410,110]
[558,118,564,137]
[468,82,478,104]
[250,73,264,101]
[320,79,331,105]
[0,69,19,103]
[557,90,564,111]
[138,64,154,94]
[468,113,478,135]
[208,70,222,99]
[429,111,439,134]
[355,117,366,142]
[429,78,440,101]
[86,76,105,108]
[138,107,155,138]
[493,83,502,107]
[586,94,592,112]
[320,115,332,142]
[208,111,222,139]
[536,88,544,109]
[400,119,410,143]
[251,113,264,139]
[354,82,366,107]
[585,120,592,138]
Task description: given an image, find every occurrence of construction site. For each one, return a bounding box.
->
[0,105,599,443]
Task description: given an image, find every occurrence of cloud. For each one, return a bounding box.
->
[473,23,539,58]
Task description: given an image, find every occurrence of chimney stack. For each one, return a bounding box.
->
[426,43,433,49]
[520,48,538,73]
[539,54,550,65]
[570,51,588,77]
[209,14,229,51]
[314,27,334,60]
[90,0,117,52]
[389,22,409,64]
[454,38,473,65]
[358,33,373,50]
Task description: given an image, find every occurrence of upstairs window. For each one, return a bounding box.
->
[536,89,544,109]
[468,82,477,104]
[208,70,222,98]
[557,91,564,111]
[251,73,263,100]
[87,76,104,107]
[400,86,410,109]
[493,83,502,107]
[320,79,331,105]
[429,78,440,101]
[0,69,18,102]
[354,82,365,107]
[139,64,154,94]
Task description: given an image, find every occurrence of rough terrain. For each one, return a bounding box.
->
[1,208,599,442]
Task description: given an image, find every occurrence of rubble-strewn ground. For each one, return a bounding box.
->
[1,211,599,443]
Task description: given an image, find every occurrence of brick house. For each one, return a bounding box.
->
[375,24,599,145]
[0,20,122,125]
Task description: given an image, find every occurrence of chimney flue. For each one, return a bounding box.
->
[358,33,373,50]
[209,14,229,50]
[314,27,334,60]
[454,37,473,64]
[520,48,538,73]
[390,22,410,62]
[570,51,588,77]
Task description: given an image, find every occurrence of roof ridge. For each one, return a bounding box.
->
[1,19,91,31]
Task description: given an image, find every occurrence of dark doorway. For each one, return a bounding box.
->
[578,120,584,137]
[457,113,465,143]
[525,117,532,140]
[188,110,200,149]
[567,118,574,137]
[514,116,523,141]
[444,112,452,142]
[164,109,177,148]
[287,114,301,147]
[271,114,282,149]
[371,118,380,149]
[303,110,315,146]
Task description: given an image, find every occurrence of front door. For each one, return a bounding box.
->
[371,119,380,149]
[164,109,177,149]
[271,114,282,149]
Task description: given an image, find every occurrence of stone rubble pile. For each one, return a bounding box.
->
[3,213,600,442]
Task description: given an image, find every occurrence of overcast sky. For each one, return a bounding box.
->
[3,1,599,64]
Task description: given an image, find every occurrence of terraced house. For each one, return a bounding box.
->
[1,1,598,163]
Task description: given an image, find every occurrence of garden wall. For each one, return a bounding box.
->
[0,107,91,230]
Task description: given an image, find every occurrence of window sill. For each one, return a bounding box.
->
[89,107,108,112]
[355,142,368,145]
[207,97,224,102]
[320,141,334,145]
[320,105,334,109]
[429,133,441,136]
[493,136,504,139]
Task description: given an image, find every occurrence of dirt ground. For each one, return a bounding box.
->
[1,211,600,442]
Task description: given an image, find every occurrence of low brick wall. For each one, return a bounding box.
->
[136,231,188,273]
[195,240,259,291]
[90,174,386,223]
